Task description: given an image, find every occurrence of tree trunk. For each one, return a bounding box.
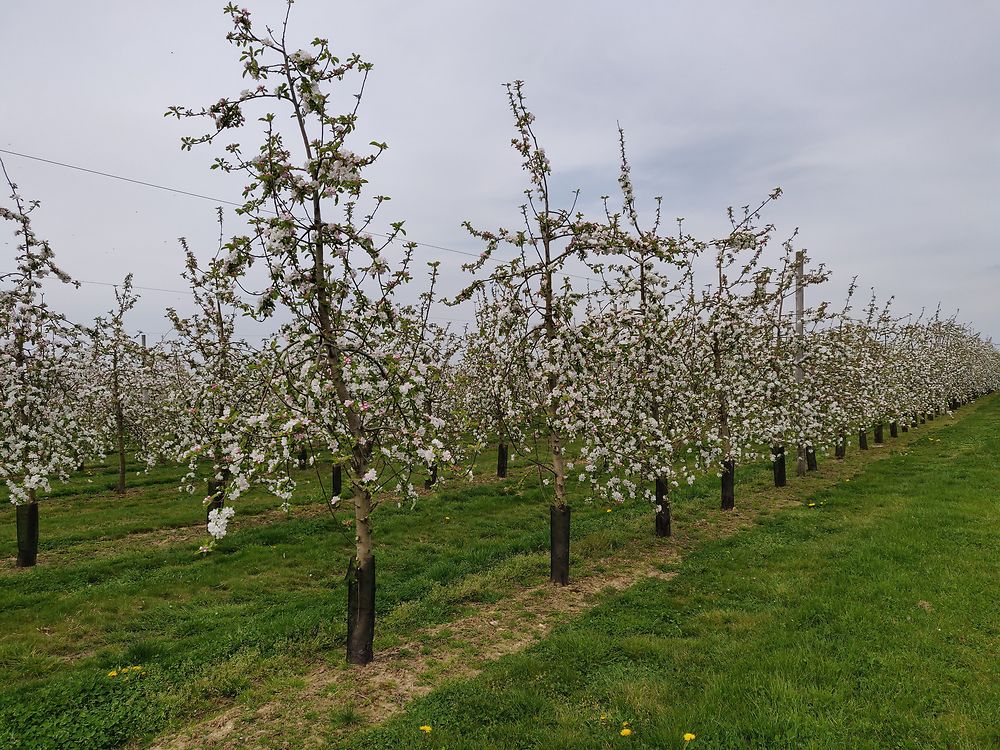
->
[16,500,39,568]
[206,479,224,523]
[424,464,438,489]
[115,402,126,495]
[859,429,869,450]
[890,422,899,438]
[721,460,735,510]
[349,472,375,663]
[346,554,375,665]
[550,504,570,585]
[835,434,846,459]
[806,446,818,471]
[874,423,884,444]
[771,444,786,487]
[902,423,909,433]
[332,463,343,497]
[654,476,671,537]
[497,442,508,478]
[297,446,308,470]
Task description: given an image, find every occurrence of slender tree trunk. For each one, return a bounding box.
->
[772,444,786,487]
[655,476,671,537]
[902,422,909,433]
[806,446,818,471]
[835,434,846,459]
[206,477,225,523]
[549,430,570,585]
[16,494,39,568]
[890,421,899,438]
[424,463,438,489]
[713,332,735,511]
[874,423,884,444]
[297,446,308,470]
[721,460,735,510]
[497,442,508,478]
[859,429,869,450]
[115,402,126,495]
[347,471,375,665]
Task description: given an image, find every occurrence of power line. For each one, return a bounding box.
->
[9,270,474,325]
[0,147,597,282]
[73,277,193,297]
[0,148,244,208]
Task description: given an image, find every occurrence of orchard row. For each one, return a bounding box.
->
[3,2,997,666]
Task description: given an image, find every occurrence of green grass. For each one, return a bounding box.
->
[0,443,711,749]
[0,399,995,749]
[346,400,1000,750]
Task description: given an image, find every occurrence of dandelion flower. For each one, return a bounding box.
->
[807,502,816,507]
[419,725,432,733]
[620,728,632,736]
[684,732,696,742]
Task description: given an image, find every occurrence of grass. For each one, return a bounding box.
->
[0,398,996,749]
[347,401,1000,750]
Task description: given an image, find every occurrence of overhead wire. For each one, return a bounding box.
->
[0,147,598,283]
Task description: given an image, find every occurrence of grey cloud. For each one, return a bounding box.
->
[2,0,998,337]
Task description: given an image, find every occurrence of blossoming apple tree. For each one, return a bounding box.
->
[168,2,452,663]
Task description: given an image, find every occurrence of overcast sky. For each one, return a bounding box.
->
[3,1,999,340]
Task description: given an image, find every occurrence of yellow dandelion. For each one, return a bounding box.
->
[684,732,696,742]
[605,508,613,513]
[107,670,118,678]
[620,727,632,736]
[807,502,816,507]
[419,725,432,733]
[600,713,608,721]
